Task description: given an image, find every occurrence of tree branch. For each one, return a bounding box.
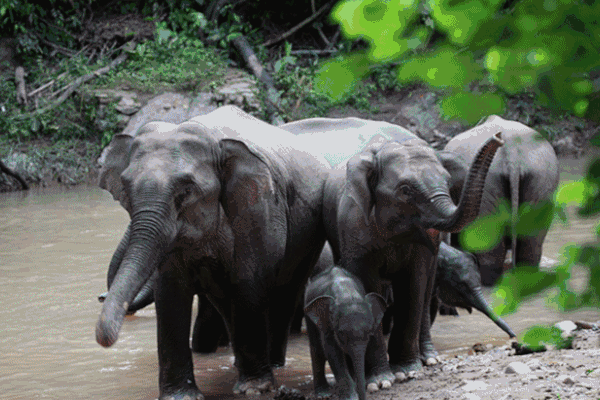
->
[264,1,334,47]
[14,42,134,121]
[231,35,284,124]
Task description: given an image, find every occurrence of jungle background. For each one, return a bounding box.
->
[0,0,597,191]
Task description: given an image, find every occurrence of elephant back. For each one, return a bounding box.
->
[281,117,424,168]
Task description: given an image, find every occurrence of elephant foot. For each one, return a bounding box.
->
[159,388,204,400]
[391,360,423,382]
[366,368,395,392]
[420,341,440,366]
[233,374,274,395]
[314,384,331,399]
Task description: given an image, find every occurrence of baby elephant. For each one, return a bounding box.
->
[304,266,391,400]
[434,242,516,338]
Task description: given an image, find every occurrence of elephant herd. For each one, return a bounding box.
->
[94,106,559,400]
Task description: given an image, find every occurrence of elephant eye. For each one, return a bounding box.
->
[398,184,413,197]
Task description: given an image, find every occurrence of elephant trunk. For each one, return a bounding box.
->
[471,287,516,338]
[102,222,156,313]
[96,204,173,347]
[429,132,503,232]
[349,344,367,400]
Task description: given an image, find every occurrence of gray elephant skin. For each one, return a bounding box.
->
[444,115,559,286]
[432,242,516,337]
[95,106,331,399]
[281,117,503,379]
[305,262,389,400]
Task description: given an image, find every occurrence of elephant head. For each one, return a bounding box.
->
[339,132,503,253]
[436,242,516,337]
[95,107,285,348]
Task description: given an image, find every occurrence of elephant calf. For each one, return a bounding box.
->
[304,265,392,400]
[432,242,516,338]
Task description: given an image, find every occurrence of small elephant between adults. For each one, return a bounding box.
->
[281,117,503,380]
[95,106,332,399]
[305,262,391,400]
[432,242,516,337]
[443,115,559,286]
[382,241,517,339]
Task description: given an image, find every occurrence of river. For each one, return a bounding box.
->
[1,155,598,400]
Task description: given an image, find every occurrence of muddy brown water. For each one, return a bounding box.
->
[1,155,599,400]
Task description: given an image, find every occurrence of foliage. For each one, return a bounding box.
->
[317,0,600,125]
[94,30,228,93]
[323,0,600,352]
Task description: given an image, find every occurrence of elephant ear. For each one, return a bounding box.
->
[436,150,468,202]
[365,293,388,328]
[219,139,276,216]
[98,134,134,201]
[344,151,377,224]
[304,296,333,331]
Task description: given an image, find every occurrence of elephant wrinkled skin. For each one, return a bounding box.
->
[282,117,503,379]
[444,115,559,286]
[305,263,391,400]
[95,106,330,399]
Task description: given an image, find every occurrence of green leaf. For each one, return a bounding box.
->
[460,200,510,251]
[516,200,554,237]
[439,91,505,125]
[314,53,371,101]
[554,180,586,207]
[493,266,556,316]
[520,324,572,352]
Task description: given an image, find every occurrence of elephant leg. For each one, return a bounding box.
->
[267,285,300,367]
[387,253,431,378]
[191,295,229,354]
[155,254,203,400]
[419,251,439,365]
[478,240,507,286]
[381,305,393,335]
[289,301,304,334]
[306,319,331,397]
[516,234,546,269]
[365,325,395,391]
[230,287,274,395]
[321,332,357,400]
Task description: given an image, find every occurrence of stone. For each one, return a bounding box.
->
[115,95,141,115]
[213,76,260,111]
[505,362,532,374]
[555,320,578,335]
[462,380,490,391]
[121,92,191,137]
[463,394,481,400]
[557,375,576,385]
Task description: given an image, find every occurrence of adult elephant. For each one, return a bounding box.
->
[95,106,330,399]
[97,223,230,354]
[281,118,503,379]
[444,115,559,286]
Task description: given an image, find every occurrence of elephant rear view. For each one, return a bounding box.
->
[444,115,559,286]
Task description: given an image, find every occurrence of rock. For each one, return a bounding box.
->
[115,95,142,115]
[121,92,191,137]
[555,320,578,335]
[187,92,217,119]
[505,362,531,374]
[213,76,260,111]
[557,374,576,385]
[463,394,481,400]
[462,380,489,391]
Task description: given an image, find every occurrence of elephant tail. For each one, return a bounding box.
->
[509,151,519,270]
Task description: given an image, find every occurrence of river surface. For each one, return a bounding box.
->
[1,156,599,400]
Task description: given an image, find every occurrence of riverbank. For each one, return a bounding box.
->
[1,82,597,193]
